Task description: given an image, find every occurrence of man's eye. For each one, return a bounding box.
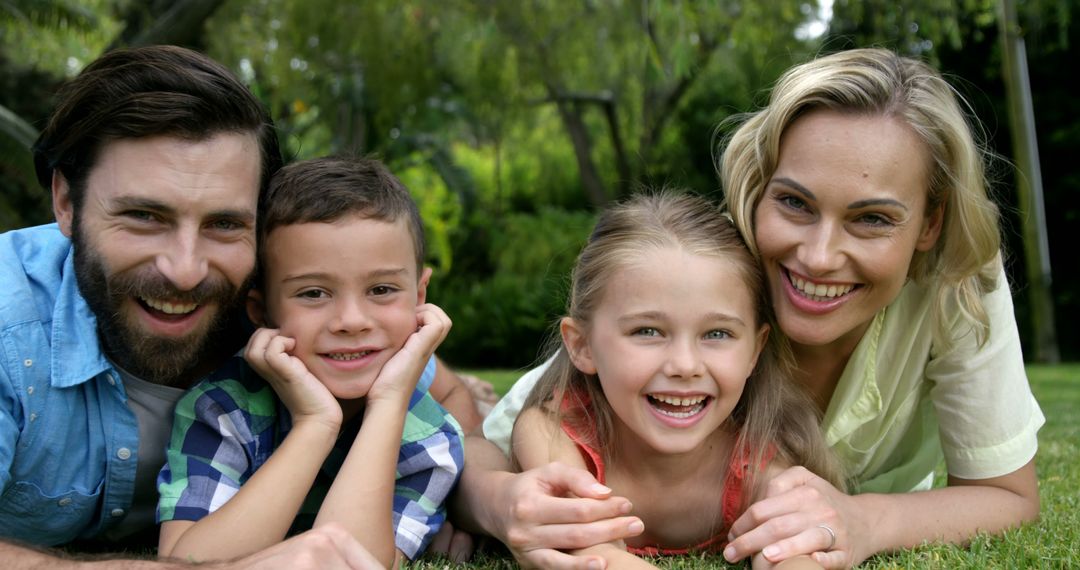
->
[123,210,157,222]
[209,219,244,231]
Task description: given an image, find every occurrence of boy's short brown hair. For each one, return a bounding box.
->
[258,156,425,275]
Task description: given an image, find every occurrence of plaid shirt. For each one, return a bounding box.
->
[156,355,463,559]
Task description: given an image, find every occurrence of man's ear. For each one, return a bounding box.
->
[916,203,945,252]
[416,266,432,305]
[560,317,596,375]
[247,289,270,328]
[52,170,74,237]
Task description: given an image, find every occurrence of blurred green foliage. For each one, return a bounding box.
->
[0,0,1075,366]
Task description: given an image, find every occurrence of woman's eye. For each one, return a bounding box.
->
[777,194,808,211]
[859,213,895,227]
[704,329,731,340]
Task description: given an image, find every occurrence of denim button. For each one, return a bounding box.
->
[110,508,125,517]
[57,497,72,506]
[117,448,131,460]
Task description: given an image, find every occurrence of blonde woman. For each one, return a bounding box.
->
[456,48,1042,570]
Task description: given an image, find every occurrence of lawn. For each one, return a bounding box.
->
[408,364,1080,569]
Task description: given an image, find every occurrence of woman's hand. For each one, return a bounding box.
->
[245,327,342,432]
[725,466,866,569]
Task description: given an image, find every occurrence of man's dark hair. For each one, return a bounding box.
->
[32,45,282,212]
[260,156,425,274]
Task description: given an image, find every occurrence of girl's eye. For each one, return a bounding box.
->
[704,329,731,340]
[633,327,661,337]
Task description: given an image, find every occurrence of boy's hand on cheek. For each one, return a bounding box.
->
[245,327,343,432]
[367,303,452,407]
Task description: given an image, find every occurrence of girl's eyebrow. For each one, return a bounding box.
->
[617,311,746,327]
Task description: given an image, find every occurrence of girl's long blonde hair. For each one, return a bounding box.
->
[719,48,1001,349]
[523,191,847,510]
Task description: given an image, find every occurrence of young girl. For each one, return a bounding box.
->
[511,192,845,568]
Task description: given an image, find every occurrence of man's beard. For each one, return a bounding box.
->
[71,222,252,387]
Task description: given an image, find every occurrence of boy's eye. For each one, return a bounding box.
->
[370,285,399,296]
[704,329,731,340]
[632,327,661,337]
[297,289,328,300]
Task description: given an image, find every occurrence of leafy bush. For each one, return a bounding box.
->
[431,207,595,368]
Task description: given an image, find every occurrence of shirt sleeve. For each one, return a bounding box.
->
[391,391,465,560]
[481,355,555,456]
[157,378,276,523]
[415,356,436,392]
[0,366,18,494]
[926,263,1045,480]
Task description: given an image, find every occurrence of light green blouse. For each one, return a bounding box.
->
[483,264,1044,493]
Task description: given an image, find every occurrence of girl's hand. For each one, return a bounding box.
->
[245,327,342,432]
[366,303,451,406]
[725,466,864,570]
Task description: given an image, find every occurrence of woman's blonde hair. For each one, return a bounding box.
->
[719,48,1001,348]
[523,191,847,510]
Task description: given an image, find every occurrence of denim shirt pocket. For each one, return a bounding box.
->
[0,479,103,545]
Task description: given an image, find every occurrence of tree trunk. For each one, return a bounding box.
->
[554,99,609,207]
[998,0,1060,362]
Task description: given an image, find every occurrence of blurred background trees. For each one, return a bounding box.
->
[1,0,1074,367]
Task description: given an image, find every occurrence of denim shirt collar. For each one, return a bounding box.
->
[50,246,111,388]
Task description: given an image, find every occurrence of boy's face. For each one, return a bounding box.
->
[251,215,429,400]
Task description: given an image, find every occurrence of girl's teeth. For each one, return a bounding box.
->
[647,394,708,418]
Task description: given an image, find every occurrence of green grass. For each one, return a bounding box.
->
[409,364,1080,569]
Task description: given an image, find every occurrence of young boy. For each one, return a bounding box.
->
[156,157,463,568]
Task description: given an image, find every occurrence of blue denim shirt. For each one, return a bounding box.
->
[0,224,138,546]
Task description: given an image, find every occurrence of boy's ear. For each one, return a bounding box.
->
[416,266,432,305]
[560,317,596,375]
[52,170,74,237]
[246,289,269,327]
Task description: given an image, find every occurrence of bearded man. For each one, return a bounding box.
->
[0,45,387,568]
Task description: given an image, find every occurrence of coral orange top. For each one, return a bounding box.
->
[559,390,772,556]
